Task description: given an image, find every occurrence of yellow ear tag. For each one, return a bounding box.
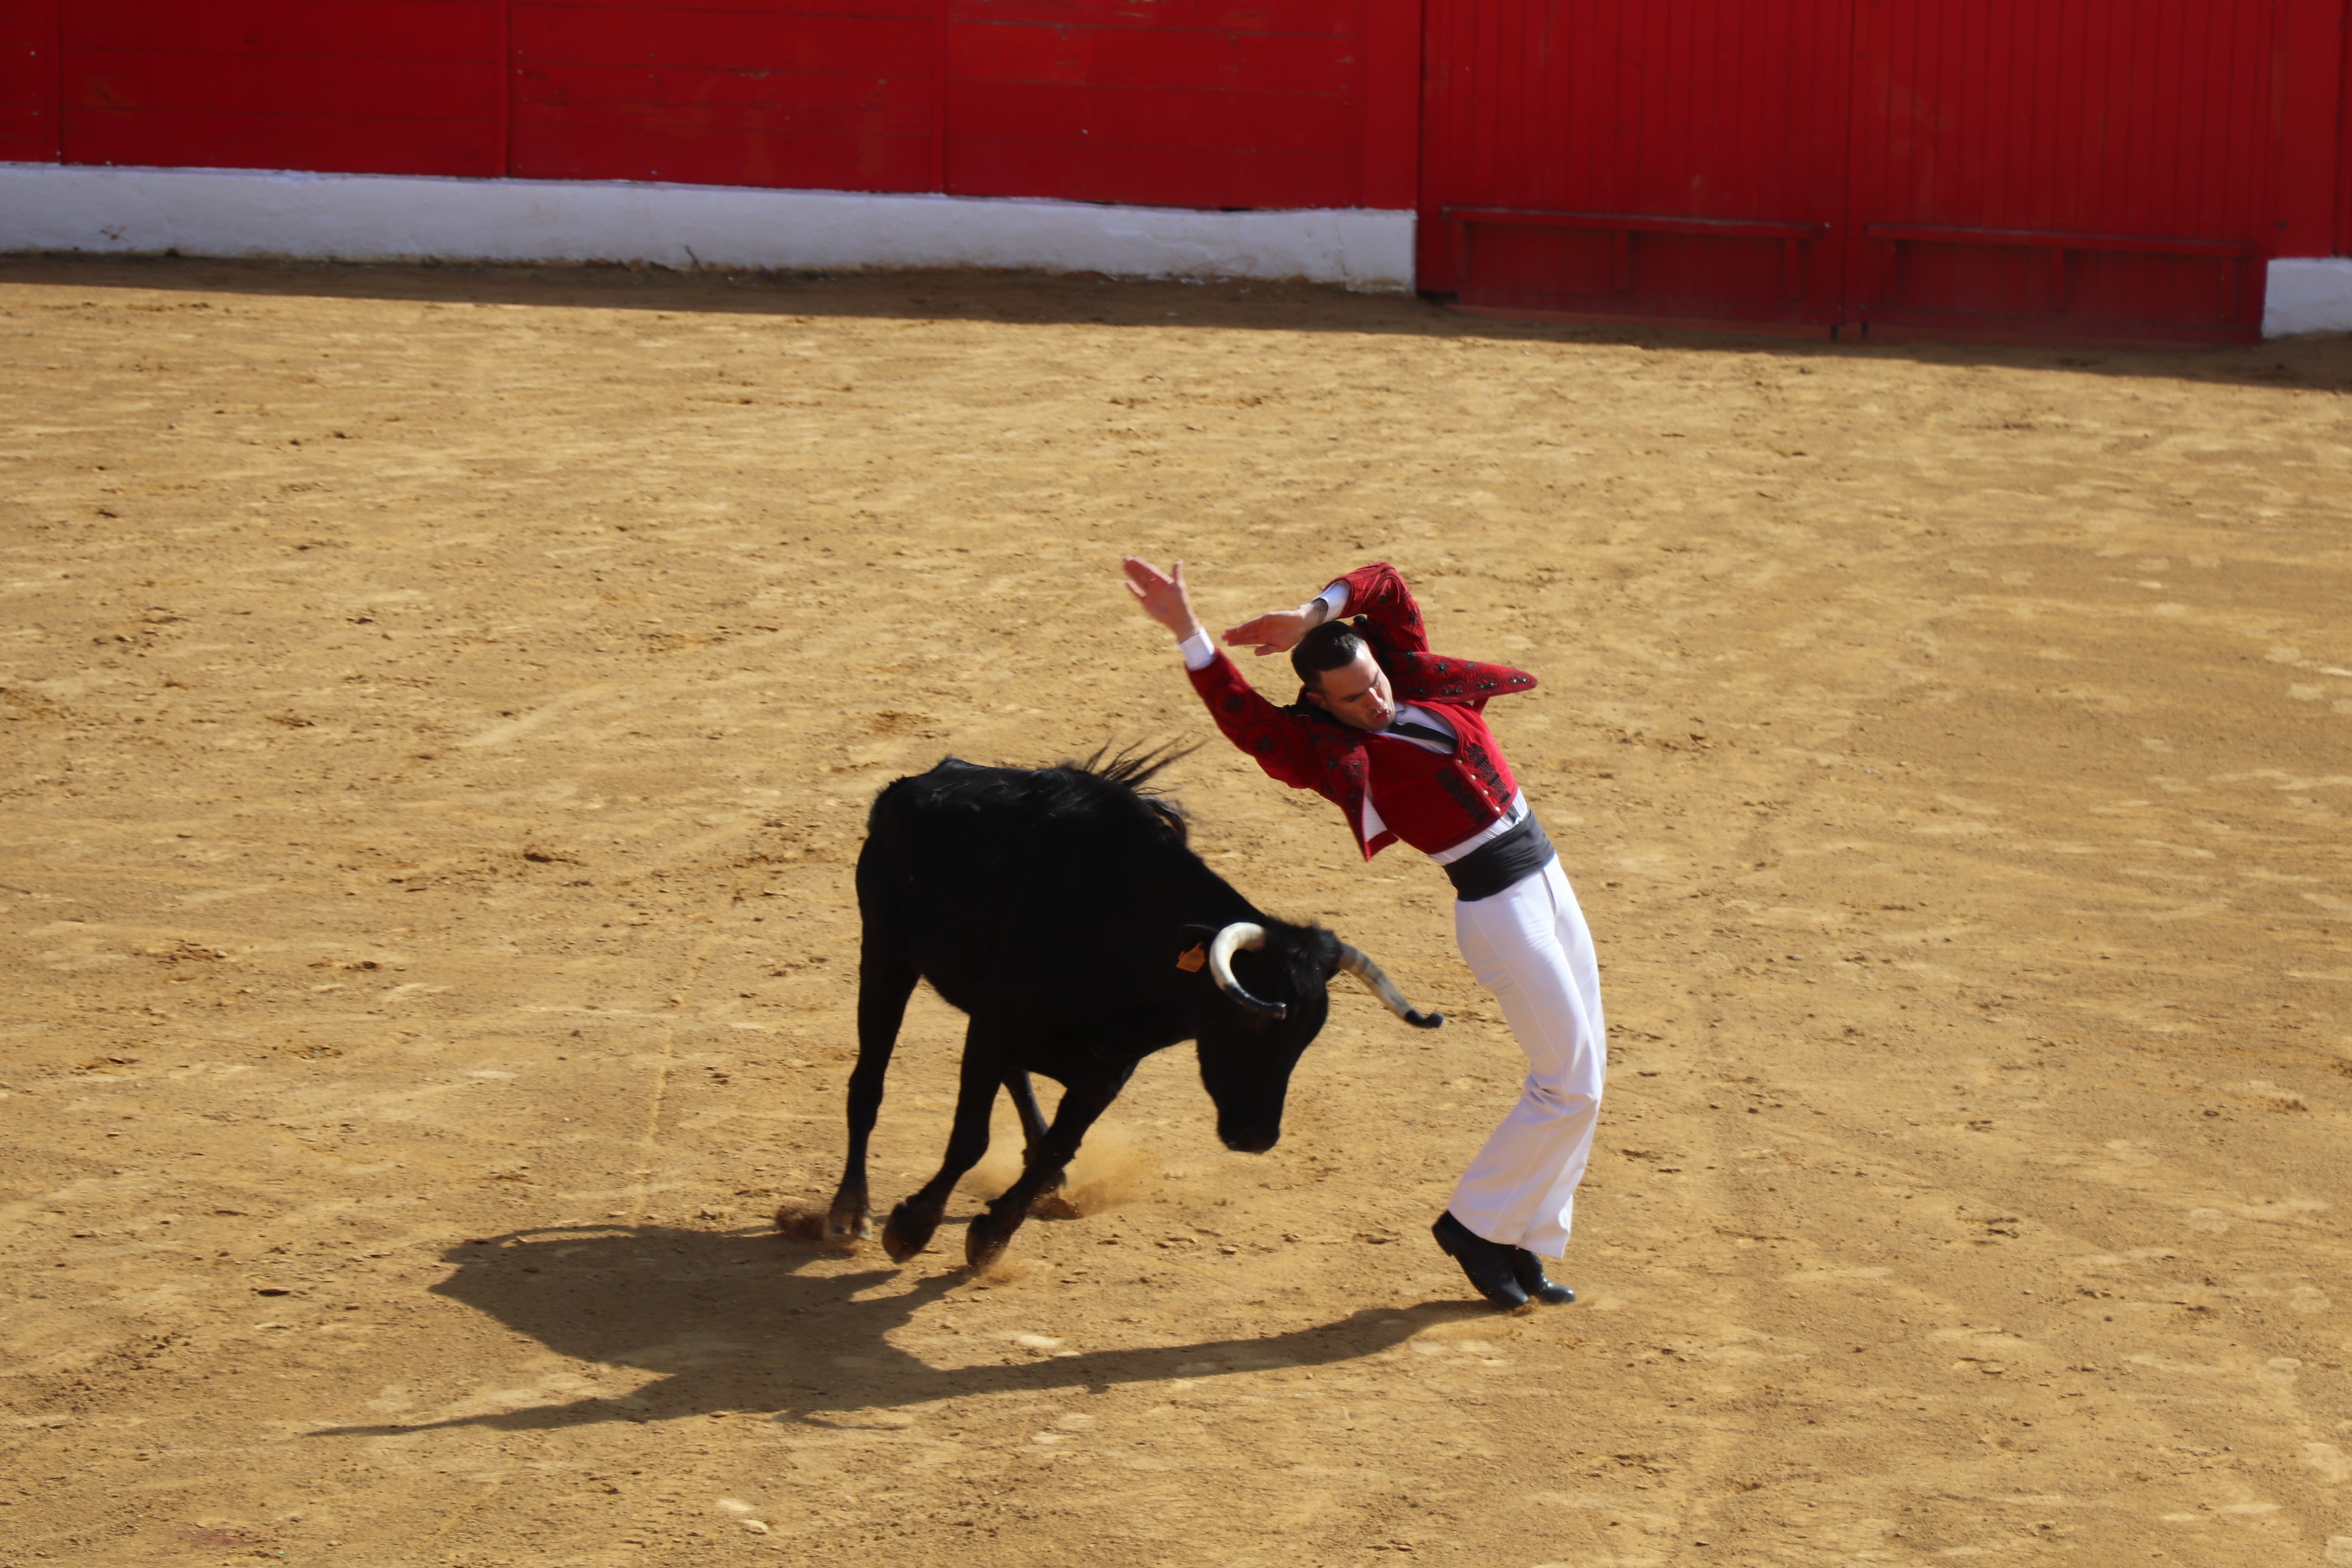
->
[1175,943,1207,973]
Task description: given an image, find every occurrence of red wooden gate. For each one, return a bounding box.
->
[1420,0,1856,332]
[1420,0,2300,343]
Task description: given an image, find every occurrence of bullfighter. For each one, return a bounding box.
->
[1124,557,1604,1310]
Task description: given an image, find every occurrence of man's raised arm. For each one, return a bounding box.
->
[1122,556,1322,788]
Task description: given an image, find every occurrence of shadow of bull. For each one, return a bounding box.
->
[316,1221,1474,1436]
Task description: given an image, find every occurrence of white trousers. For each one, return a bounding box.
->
[1446,855,1606,1259]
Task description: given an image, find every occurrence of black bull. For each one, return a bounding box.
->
[824,752,1443,1270]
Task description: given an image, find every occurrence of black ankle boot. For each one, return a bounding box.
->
[1510,1248,1576,1305]
[1432,1211,1530,1310]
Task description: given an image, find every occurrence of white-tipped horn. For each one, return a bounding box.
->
[1207,922,1286,1019]
[1335,943,1445,1030]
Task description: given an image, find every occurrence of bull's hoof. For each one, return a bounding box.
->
[964,1211,1015,1272]
[1028,1189,1082,1221]
[881,1202,938,1263]
[824,1205,871,1243]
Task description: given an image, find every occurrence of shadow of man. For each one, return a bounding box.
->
[315,1222,1485,1437]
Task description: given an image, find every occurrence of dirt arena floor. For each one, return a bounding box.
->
[3,255,2350,1568]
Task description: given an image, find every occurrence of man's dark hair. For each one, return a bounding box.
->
[1292,619,1369,690]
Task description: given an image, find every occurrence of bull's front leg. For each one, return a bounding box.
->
[880,1023,1005,1263]
[965,1069,1128,1271]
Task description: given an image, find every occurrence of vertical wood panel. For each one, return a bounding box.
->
[930,0,947,191]
[494,0,511,177]
[509,3,937,193]
[2276,0,2348,256]
[0,0,60,162]
[60,0,502,175]
[2343,0,2352,251]
[940,1,1368,209]
[1357,0,1419,210]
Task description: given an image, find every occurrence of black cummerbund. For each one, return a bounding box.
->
[1444,812,1556,901]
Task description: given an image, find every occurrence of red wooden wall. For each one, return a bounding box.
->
[9,0,1415,213]
[1420,0,2345,343]
[1,0,58,162]
[4,0,2346,339]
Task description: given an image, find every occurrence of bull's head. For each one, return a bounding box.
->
[1192,920,1443,1154]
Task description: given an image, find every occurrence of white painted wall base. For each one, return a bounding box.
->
[2263,257,2352,338]
[20,162,2337,330]
[0,162,1416,291]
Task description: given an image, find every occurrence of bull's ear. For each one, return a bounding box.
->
[1174,923,1218,975]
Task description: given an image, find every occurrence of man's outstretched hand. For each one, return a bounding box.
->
[1122,557,1204,642]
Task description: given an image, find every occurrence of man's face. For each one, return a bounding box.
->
[1303,648,1394,731]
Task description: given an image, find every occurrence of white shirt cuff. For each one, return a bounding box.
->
[1317,582,1350,620]
[1178,629,1217,671]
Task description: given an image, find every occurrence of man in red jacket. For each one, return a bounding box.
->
[1123,557,1605,1310]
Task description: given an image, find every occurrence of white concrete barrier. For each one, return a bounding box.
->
[0,161,1416,292]
[2264,257,2352,338]
[20,162,2339,331]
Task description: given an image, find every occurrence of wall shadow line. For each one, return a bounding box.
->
[6,253,2347,392]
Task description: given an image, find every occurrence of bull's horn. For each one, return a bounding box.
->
[1335,943,1445,1030]
[1207,922,1287,1020]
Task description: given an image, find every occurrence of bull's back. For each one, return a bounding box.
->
[858,759,1214,1009]
[864,760,1049,903]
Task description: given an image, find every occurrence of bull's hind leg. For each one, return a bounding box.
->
[881,1025,1004,1262]
[966,1069,1129,1271]
[1006,1070,1050,1155]
[826,929,919,1243]
[1005,1072,1078,1219]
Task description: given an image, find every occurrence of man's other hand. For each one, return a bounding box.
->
[1122,557,1204,642]
[1223,601,1326,659]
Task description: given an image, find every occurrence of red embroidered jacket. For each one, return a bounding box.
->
[1187,563,1538,860]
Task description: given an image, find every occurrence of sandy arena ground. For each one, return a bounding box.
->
[2,256,2350,1567]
